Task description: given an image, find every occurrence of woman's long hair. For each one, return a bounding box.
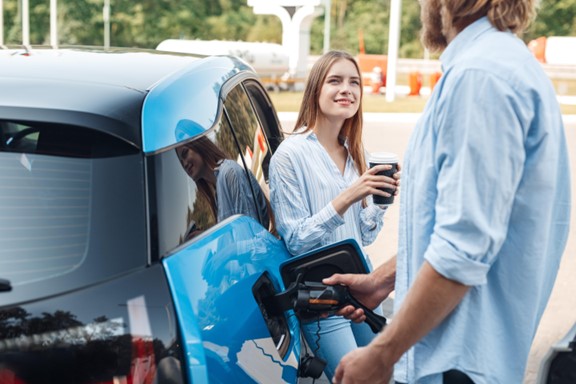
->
[294,50,367,177]
[183,136,226,221]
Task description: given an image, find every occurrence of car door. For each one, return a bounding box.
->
[151,80,301,383]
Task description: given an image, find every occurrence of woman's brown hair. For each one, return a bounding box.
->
[293,50,367,176]
[180,136,226,221]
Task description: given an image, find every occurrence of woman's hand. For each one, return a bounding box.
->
[332,164,398,216]
[393,162,402,196]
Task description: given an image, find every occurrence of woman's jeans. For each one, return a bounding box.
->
[302,306,383,381]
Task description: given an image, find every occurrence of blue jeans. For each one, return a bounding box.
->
[302,306,383,382]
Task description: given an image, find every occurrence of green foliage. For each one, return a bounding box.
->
[309,0,424,57]
[526,0,576,40]
[398,1,423,57]
[246,16,282,43]
[2,0,575,57]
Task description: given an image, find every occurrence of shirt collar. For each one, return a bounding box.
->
[305,130,350,149]
[303,129,315,139]
[440,17,494,72]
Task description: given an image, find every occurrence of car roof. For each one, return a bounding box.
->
[0,47,256,151]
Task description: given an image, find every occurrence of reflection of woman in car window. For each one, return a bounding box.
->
[176,136,272,233]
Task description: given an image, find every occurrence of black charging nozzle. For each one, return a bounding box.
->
[266,273,387,334]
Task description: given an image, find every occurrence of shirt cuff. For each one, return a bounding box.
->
[361,204,386,230]
[424,234,491,286]
[318,202,345,229]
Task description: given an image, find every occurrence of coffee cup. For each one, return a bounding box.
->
[369,152,399,206]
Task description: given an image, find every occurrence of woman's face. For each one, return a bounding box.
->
[176,145,207,181]
[317,58,361,124]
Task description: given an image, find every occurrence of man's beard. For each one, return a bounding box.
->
[420,0,449,53]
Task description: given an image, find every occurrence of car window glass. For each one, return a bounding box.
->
[151,119,270,257]
[224,85,272,192]
[222,86,278,238]
[0,120,144,289]
[243,80,284,154]
[0,120,137,158]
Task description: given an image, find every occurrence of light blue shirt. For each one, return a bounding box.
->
[215,159,269,228]
[269,130,385,257]
[395,18,571,384]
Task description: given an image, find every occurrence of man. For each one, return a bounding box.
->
[324,0,572,383]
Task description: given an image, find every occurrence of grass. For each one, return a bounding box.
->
[559,101,576,115]
[269,89,576,115]
[552,79,576,96]
[269,91,429,113]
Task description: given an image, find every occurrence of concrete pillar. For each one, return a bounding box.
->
[291,6,323,80]
[249,0,325,90]
[1,0,4,47]
[50,0,58,48]
[385,0,402,102]
[22,0,30,47]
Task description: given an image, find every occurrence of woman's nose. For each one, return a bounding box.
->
[340,85,351,94]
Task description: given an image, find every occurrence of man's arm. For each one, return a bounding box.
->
[333,261,469,383]
[371,261,469,358]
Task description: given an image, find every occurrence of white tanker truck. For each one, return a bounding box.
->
[156,39,290,90]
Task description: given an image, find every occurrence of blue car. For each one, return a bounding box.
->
[0,47,380,384]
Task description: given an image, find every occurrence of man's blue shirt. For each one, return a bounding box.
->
[395,17,571,384]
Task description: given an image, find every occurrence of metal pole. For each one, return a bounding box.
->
[0,0,4,47]
[50,0,57,48]
[385,0,402,102]
[22,0,30,47]
[323,0,331,54]
[103,0,110,49]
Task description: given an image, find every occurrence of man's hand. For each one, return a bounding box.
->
[332,261,470,384]
[333,344,393,384]
[322,273,383,322]
[323,257,396,322]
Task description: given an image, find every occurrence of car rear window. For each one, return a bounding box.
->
[0,120,145,291]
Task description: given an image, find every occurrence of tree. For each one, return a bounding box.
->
[526,0,576,40]
[2,0,575,57]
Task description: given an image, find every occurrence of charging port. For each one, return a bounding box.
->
[252,272,291,359]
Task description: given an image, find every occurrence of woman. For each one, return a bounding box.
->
[176,136,273,236]
[269,50,400,380]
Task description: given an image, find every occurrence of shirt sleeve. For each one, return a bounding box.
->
[217,160,259,222]
[269,148,345,255]
[359,199,386,245]
[424,68,526,286]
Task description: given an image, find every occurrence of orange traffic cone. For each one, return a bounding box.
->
[409,72,422,96]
